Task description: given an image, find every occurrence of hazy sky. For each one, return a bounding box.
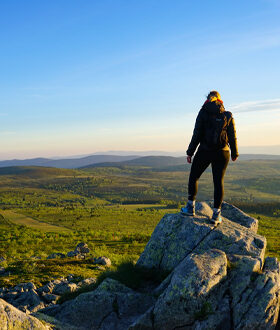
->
[0,0,280,159]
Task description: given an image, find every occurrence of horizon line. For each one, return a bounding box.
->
[0,145,280,161]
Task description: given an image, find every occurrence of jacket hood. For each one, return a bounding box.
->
[202,100,225,115]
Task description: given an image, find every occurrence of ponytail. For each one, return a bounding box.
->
[204,90,223,105]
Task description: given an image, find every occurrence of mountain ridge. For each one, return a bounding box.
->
[0,154,280,169]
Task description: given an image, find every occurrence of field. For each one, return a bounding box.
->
[0,158,280,287]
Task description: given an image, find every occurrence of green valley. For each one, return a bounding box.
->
[0,157,280,287]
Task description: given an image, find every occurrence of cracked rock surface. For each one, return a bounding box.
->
[46,278,156,330]
[0,298,47,329]
[132,202,279,330]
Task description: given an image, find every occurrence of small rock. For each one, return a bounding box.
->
[93,256,111,267]
[78,277,96,287]
[14,282,36,292]
[42,293,60,303]
[75,253,85,260]
[29,301,46,313]
[52,278,64,285]
[14,287,24,293]
[37,282,55,295]
[14,289,41,309]
[27,282,37,291]
[75,242,90,254]
[38,303,60,317]
[47,253,66,259]
[52,282,78,295]
[92,265,105,271]
[67,250,79,257]
[3,291,19,302]
[66,274,75,282]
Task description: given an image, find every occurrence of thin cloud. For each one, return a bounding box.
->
[230,98,280,113]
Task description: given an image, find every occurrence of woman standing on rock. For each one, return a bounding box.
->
[181,91,238,225]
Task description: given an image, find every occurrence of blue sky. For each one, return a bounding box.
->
[0,0,280,159]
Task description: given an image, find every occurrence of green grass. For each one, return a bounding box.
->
[0,161,280,288]
[248,213,280,258]
[0,210,71,232]
[18,204,175,233]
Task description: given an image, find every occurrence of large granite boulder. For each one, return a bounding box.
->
[0,298,47,329]
[42,201,280,329]
[136,202,265,273]
[152,249,228,329]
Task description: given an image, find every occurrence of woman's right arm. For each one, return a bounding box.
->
[186,109,203,157]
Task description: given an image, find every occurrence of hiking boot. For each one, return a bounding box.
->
[181,202,195,216]
[211,209,222,225]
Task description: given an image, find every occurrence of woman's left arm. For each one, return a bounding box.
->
[227,113,239,160]
[186,109,203,157]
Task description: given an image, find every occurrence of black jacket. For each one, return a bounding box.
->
[187,101,238,158]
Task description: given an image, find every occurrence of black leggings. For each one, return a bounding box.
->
[188,148,230,209]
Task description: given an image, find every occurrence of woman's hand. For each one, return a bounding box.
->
[187,156,192,164]
[232,156,238,161]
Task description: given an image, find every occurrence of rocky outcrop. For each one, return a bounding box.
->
[44,201,280,330]
[137,202,265,273]
[0,276,96,315]
[0,298,47,329]
[44,278,155,330]
[2,202,279,329]
[2,282,43,313]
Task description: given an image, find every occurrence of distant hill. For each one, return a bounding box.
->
[0,155,140,169]
[0,166,79,178]
[82,154,280,170]
[239,145,280,155]
[0,157,52,167]
[0,153,279,170]
[238,154,280,160]
[81,156,187,169]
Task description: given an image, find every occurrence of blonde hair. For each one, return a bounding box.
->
[207,90,221,102]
